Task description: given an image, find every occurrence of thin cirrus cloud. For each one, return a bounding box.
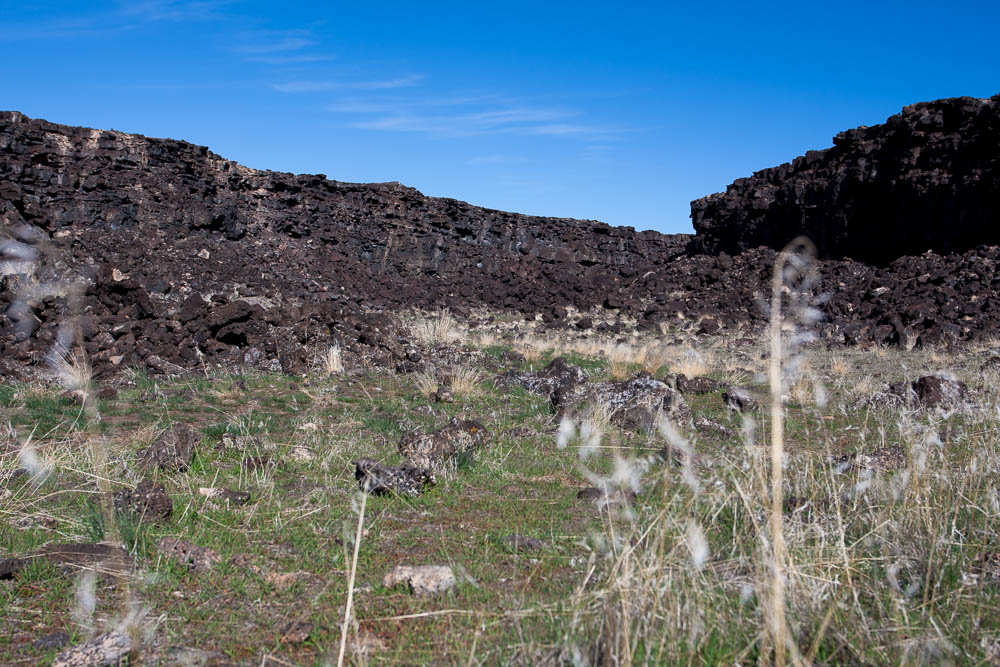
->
[237,37,315,54]
[272,74,425,93]
[323,86,626,141]
[346,106,623,140]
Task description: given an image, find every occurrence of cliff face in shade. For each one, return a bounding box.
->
[690,95,1000,263]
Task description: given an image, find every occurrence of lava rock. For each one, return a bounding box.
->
[53,631,131,667]
[137,423,199,472]
[113,479,173,524]
[397,418,488,475]
[354,458,434,497]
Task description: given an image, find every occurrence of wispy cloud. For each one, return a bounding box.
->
[273,74,425,93]
[236,37,315,54]
[347,106,622,140]
[116,0,232,22]
[245,54,334,65]
[324,84,626,142]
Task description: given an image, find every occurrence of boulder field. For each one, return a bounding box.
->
[1,97,999,377]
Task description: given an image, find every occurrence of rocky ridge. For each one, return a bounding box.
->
[2,102,1000,378]
[691,95,1000,262]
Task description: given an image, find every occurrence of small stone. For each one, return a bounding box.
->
[34,630,71,651]
[197,248,210,259]
[137,424,199,472]
[383,565,456,596]
[53,631,131,667]
[157,537,221,572]
[723,388,759,413]
[114,479,173,524]
[354,458,433,497]
[501,534,544,552]
[278,620,313,644]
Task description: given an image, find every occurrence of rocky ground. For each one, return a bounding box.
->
[2,321,1000,664]
[3,98,1000,383]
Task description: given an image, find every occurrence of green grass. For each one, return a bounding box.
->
[2,337,1000,663]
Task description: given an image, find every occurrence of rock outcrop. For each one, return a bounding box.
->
[4,103,1000,377]
[691,95,1000,263]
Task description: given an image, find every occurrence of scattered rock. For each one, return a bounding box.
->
[560,374,691,432]
[157,537,222,572]
[676,374,722,394]
[501,357,587,399]
[576,486,636,510]
[723,388,759,413]
[383,565,456,596]
[53,631,131,667]
[278,620,313,644]
[501,534,544,552]
[114,479,173,524]
[137,424,199,472]
[354,458,434,497]
[289,445,316,462]
[832,445,908,474]
[34,630,71,651]
[397,418,489,475]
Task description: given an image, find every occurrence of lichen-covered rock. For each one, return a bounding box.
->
[156,537,221,572]
[354,458,434,497]
[53,631,131,667]
[397,418,488,475]
[383,565,456,596]
[113,479,173,524]
[137,424,199,472]
[558,373,691,432]
[500,357,587,400]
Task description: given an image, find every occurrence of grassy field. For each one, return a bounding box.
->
[3,324,1000,665]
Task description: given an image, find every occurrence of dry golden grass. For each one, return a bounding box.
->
[449,364,484,397]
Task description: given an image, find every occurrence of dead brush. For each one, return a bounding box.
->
[670,347,710,378]
[321,344,344,375]
[408,310,462,346]
[449,364,484,397]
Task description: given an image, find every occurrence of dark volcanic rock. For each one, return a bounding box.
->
[0,111,688,377]
[691,95,1000,263]
[889,375,969,410]
[137,423,199,471]
[354,458,434,497]
[397,418,489,475]
[3,106,1000,371]
[114,479,173,524]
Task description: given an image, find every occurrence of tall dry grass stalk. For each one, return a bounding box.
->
[337,490,368,667]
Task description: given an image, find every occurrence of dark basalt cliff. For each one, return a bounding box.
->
[3,107,1000,378]
[691,95,1000,263]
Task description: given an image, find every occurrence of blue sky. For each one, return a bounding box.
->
[3,1,998,234]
